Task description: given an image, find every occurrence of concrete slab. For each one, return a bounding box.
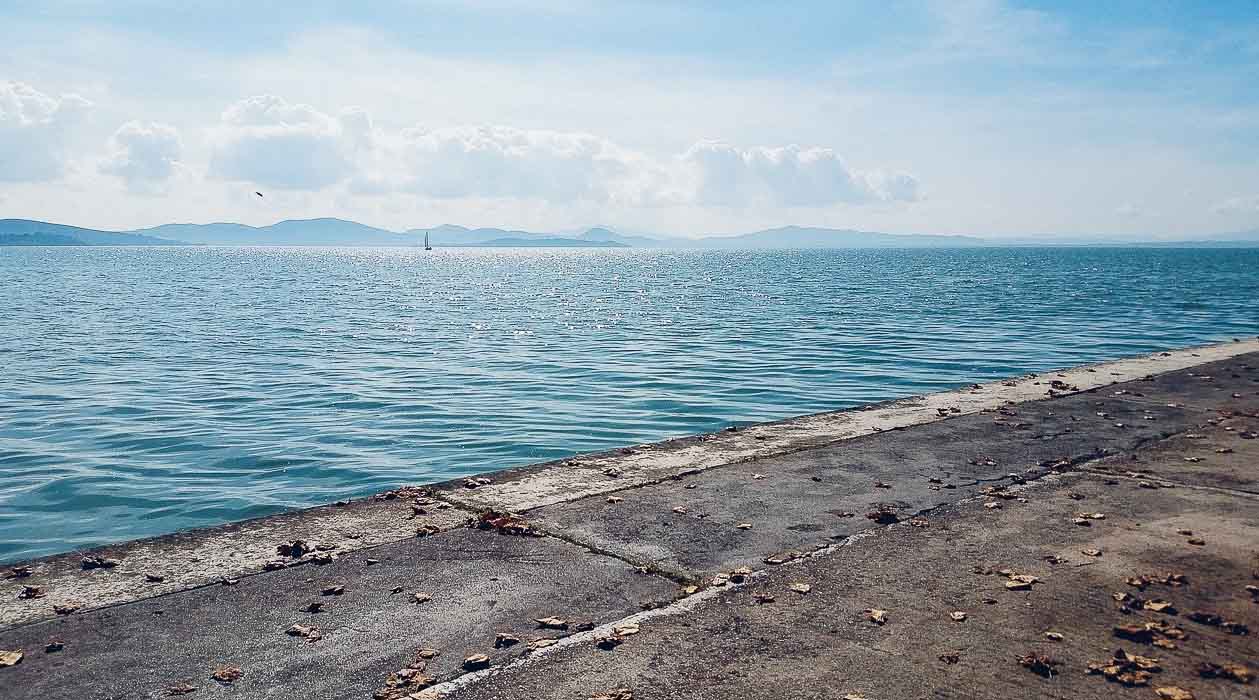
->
[0,489,470,629]
[0,528,677,700]
[527,391,1207,579]
[441,472,1259,700]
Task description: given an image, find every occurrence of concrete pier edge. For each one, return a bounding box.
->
[2,337,1257,700]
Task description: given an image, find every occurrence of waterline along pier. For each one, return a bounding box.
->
[2,340,1257,699]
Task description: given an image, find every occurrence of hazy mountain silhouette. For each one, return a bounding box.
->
[0,219,186,246]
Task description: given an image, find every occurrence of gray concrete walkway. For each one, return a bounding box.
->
[1,341,1257,700]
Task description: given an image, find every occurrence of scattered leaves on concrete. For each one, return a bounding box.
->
[211,666,242,684]
[1087,648,1162,686]
[372,658,434,699]
[462,654,490,671]
[0,650,22,667]
[286,623,322,642]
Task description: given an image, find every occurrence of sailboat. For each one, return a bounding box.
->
[424,232,432,251]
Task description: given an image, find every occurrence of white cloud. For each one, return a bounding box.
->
[1212,195,1259,215]
[99,121,183,191]
[208,95,368,190]
[680,141,920,207]
[0,81,92,182]
[393,124,678,205]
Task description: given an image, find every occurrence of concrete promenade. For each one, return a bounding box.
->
[1,340,1257,699]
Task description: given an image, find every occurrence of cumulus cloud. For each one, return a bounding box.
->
[100,121,183,191]
[1212,195,1259,215]
[395,125,644,202]
[680,142,920,207]
[208,95,368,190]
[0,81,92,182]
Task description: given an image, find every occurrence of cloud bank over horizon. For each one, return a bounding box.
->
[1,1,1257,238]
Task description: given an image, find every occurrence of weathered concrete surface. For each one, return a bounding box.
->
[0,529,677,700]
[0,341,1256,700]
[0,489,469,628]
[528,392,1209,579]
[442,470,1259,700]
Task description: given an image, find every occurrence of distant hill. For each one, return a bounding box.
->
[0,232,87,246]
[0,219,187,246]
[687,226,988,249]
[132,218,414,246]
[479,237,627,248]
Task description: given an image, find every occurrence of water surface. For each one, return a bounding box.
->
[1,246,1255,561]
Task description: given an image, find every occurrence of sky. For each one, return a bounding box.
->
[1,0,1257,239]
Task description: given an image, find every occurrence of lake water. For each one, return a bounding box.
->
[1,245,1256,562]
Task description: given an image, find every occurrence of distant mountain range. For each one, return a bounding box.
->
[2,217,1257,249]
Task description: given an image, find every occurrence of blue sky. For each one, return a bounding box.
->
[2,0,1257,238]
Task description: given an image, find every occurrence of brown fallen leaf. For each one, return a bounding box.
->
[5,566,33,579]
[494,633,519,648]
[302,601,324,613]
[1082,548,1103,557]
[865,608,889,625]
[535,617,569,630]
[1153,638,1177,649]
[589,689,634,700]
[17,585,43,600]
[462,654,490,671]
[286,623,322,642]
[671,506,687,515]
[53,603,79,615]
[729,566,753,583]
[1198,661,1253,683]
[1187,538,1206,546]
[1018,652,1060,678]
[411,592,432,604]
[0,650,22,667]
[595,635,624,650]
[527,638,557,651]
[145,573,166,583]
[1087,649,1162,686]
[211,666,242,684]
[321,585,344,596]
[790,583,812,595]
[165,681,197,695]
[1155,688,1195,700]
[754,593,775,604]
[277,540,311,558]
[80,556,119,570]
[950,611,967,622]
[1144,599,1177,614]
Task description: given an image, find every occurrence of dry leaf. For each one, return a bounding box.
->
[735,523,752,530]
[1144,599,1176,614]
[416,649,439,659]
[321,585,344,596]
[0,650,22,667]
[865,608,889,625]
[535,617,568,630]
[16,585,43,600]
[462,654,490,670]
[411,592,432,604]
[711,573,730,586]
[589,689,633,700]
[1187,538,1205,546]
[595,635,624,650]
[671,506,687,514]
[1044,632,1063,641]
[1018,653,1059,678]
[44,640,64,653]
[165,681,197,695]
[1154,688,1194,700]
[939,651,960,664]
[211,666,242,683]
[754,593,775,604]
[1082,548,1102,557]
[1198,661,1253,683]
[302,601,324,613]
[606,496,622,504]
[527,638,557,651]
[949,611,967,622]
[285,623,322,642]
[790,583,812,595]
[613,623,640,636]
[494,633,519,648]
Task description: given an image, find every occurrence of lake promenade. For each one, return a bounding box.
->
[2,340,1257,699]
